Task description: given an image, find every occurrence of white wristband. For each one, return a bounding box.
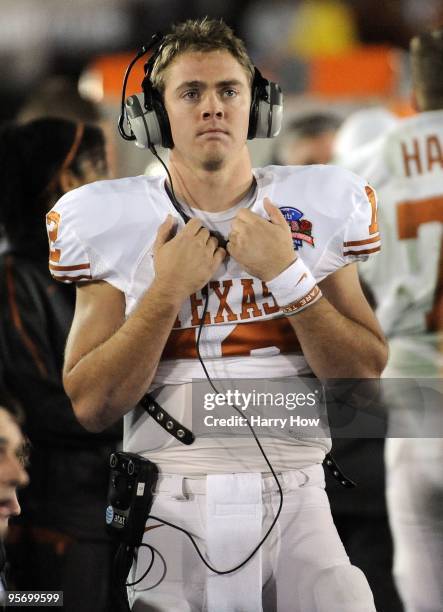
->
[266,257,322,313]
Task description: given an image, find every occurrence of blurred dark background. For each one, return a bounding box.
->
[1,0,442,120]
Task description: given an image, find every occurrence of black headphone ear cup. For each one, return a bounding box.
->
[247,84,259,140]
[140,76,174,149]
[248,80,283,140]
[151,90,173,149]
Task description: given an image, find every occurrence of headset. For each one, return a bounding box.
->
[119,33,283,150]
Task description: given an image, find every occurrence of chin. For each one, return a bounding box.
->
[200,152,226,172]
[202,160,224,172]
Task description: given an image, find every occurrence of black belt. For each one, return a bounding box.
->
[139,393,194,445]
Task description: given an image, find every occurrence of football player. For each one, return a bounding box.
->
[47,18,387,612]
[338,29,443,612]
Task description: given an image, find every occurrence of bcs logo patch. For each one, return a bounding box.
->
[280,207,315,250]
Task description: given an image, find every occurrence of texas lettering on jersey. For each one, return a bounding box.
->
[163,278,301,359]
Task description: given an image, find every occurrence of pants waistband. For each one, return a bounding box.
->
[154,465,323,499]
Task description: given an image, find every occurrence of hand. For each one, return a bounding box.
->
[152,216,226,301]
[227,198,296,281]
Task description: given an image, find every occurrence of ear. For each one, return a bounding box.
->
[58,169,83,194]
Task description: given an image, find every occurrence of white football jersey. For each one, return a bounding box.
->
[47,164,380,474]
[339,111,443,346]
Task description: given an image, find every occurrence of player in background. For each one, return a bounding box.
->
[272,112,342,166]
[338,29,443,612]
[47,19,387,612]
[275,111,403,612]
[333,107,399,165]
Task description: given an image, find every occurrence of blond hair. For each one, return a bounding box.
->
[150,18,255,94]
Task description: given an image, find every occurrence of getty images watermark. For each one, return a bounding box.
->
[191,378,328,439]
[203,388,321,430]
[191,378,443,438]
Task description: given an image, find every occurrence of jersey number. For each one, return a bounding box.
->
[366,185,379,235]
[46,211,61,263]
[397,195,443,331]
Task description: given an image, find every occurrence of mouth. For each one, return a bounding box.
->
[198,129,229,138]
[0,499,13,519]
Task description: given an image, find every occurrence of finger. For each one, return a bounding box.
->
[226,240,236,257]
[182,217,205,236]
[207,236,219,253]
[230,217,244,234]
[227,228,238,242]
[153,215,177,253]
[197,227,211,244]
[263,198,287,226]
[235,208,255,223]
[212,247,227,269]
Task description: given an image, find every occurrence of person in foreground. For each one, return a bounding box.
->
[0,398,29,600]
[47,18,387,612]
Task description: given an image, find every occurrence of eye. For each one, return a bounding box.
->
[183,90,199,100]
[223,88,237,98]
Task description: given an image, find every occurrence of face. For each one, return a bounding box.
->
[163,50,252,172]
[281,131,337,166]
[0,409,29,539]
[77,156,109,185]
[54,154,109,206]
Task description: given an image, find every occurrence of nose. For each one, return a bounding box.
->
[5,455,29,489]
[202,91,224,120]
[9,491,22,517]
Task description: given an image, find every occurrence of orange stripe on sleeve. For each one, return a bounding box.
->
[343,246,381,256]
[50,273,92,282]
[343,235,380,247]
[49,263,91,271]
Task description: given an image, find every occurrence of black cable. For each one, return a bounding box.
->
[113,544,133,612]
[126,544,156,586]
[148,145,190,225]
[118,34,163,141]
[148,350,285,575]
[137,289,284,575]
[141,142,285,574]
[118,49,146,141]
[125,155,284,573]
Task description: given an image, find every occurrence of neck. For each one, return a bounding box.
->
[167,149,254,212]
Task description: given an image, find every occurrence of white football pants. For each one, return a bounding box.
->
[386,438,443,612]
[128,465,375,612]
[384,335,443,612]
